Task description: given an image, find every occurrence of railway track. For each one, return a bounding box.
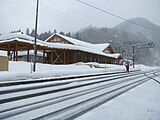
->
[0,70,159,120]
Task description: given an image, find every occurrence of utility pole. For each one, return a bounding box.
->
[132,45,136,68]
[33,0,39,72]
[132,42,154,69]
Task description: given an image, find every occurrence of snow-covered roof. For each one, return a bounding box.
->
[0,32,47,47]
[0,38,46,47]
[46,42,121,59]
[93,43,110,51]
[46,33,93,48]
[46,33,112,52]
[0,50,7,57]
[45,33,120,58]
[0,33,121,59]
[0,32,43,44]
[0,32,34,41]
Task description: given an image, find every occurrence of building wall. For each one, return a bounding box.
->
[18,55,44,63]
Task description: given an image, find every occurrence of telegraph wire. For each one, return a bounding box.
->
[76,0,160,32]
[32,0,109,34]
[105,0,160,23]
[31,0,92,26]
[46,0,104,25]
[41,4,91,25]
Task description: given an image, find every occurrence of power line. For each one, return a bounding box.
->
[76,0,160,32]
[46,0,104,25]
[32,0,91,26]
[105,0,160,23]
[41,4,90,25]
[31,0,109,36]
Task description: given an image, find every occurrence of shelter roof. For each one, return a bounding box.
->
[0,33,121,59]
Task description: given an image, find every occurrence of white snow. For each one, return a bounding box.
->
[93,43,110,52]
[0,34,160,120]
[46,40,120,59]
[0,61,157,82]
[0,61,103,81]
[0,60,159,120]
[0,32,41,43]
[46,33,93,48]
[75,77,160,120]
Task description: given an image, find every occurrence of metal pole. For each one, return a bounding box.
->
[33,0,39,72]
[132,46,135,68]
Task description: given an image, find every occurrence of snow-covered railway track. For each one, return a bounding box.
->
[33,79,147,120]
[0,71,140,87]
[0,70,159,120]
[0,72,137,93]
[0,73,146,116]
[0,72,146,103]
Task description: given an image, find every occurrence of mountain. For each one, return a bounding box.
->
[114,17,160,44]
[73,18,160,66]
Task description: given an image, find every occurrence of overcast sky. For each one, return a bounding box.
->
[0,0,160,34]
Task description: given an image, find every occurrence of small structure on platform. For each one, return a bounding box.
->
[0,50,8,71]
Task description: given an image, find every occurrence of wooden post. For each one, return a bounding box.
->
[63,50,66,64]
[7,44,10,58]
[43,50,45,63]
[51,49,53,64]
[27,47,30,62]
[13,50,16,61]
[15,43,18,61]
[86,52,89,62]
[74,51,77,63]
[82,52,86,62]
[7,50,10,57]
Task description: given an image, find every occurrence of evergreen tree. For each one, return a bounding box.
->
[30,29,35,37]
[39,33,44,40]
[59,31,65,35]
[17,29,21,32]
[54,29,57,33]
[26,28,30,35]
[48,30,51,35]
[66,31,71,37]
[75,32,81,40]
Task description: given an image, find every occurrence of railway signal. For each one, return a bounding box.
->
[132,42,154,68]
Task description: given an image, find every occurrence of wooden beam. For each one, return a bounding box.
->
[7,44,10,58]
[43,50,45,63]
[74,51,77,63]
[27,48,30,62]
[13,50,15,61]
[82,52,86,62]
[15,42,18,61]
[63,50,66,64]
[51,49,54,64]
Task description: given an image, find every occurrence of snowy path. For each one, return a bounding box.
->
[75,77,160,120]
[0,70,159,120]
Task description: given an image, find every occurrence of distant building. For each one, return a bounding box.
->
[0,32,122,64]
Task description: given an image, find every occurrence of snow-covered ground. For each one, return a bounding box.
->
[0,61,160,120]
[0,61,158,81]
[75,77,160,120]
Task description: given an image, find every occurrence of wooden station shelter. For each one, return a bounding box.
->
[0,32,122,64]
